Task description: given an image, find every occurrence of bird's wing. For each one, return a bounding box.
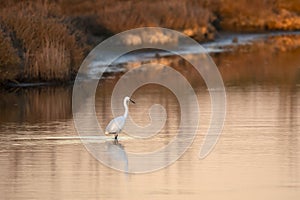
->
[105,116,125,134]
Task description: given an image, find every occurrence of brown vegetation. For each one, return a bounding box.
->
[0,27,21,80]
[278,0,300,14]
[1,0,300,84]
[0,0,87,83]
[58,0,300,34]
[209,0,300,31]
[58,0,216,41]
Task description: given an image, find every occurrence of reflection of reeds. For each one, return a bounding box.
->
[24,87,72,122]
[0,87,72,123]
[124,44,300,87]
[215,46,300,86]
[0,1,86,82]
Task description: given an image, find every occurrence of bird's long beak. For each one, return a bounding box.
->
[130,99,135,104]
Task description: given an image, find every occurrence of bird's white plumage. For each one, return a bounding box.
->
[104,96,135,139]
[105,115,125,134]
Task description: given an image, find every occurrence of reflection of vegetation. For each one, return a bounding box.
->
[124,43,300,87]
[0,87,72,123]
[1,0,300,83]
[215,44,300,86]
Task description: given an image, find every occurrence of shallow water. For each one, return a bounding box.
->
[0,82,299,199]
[1,44,300,199]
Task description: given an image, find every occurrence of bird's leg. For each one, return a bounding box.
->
[113,139,118,145]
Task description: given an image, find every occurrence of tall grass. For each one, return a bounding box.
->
[208,0,300,31]
[0,26,21,81]
[58,0,216,41]
[278,0,300,14]
[0,0,86,82]
[58,0,300,33]
[1,0,300,83]
[27,39,70,80]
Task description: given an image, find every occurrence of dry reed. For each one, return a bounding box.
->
[0,0,86,82]
[58,0,300,36]
[1,0,300,83]
[58,0,216,41]
[209,0,300,31]
[0,27,20,69]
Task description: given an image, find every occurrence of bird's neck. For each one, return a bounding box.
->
[123,101,129,118]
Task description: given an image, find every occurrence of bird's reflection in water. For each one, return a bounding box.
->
[103,141,128,173]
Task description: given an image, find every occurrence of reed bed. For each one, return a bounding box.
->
[1,0,300,83]
[98,0,213,38]
[209,0,300,31]
[58,0,216,41]
[0,28,20,68]
[0,27,21,82]
[58,0,300,33]
[0,0,86,82]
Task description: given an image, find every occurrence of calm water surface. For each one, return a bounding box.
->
[0,49,300,199]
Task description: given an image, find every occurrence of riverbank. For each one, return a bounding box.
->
[2,32,300,88]
[1,0,300,86]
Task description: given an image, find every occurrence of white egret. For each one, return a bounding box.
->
[105,96,135,140]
